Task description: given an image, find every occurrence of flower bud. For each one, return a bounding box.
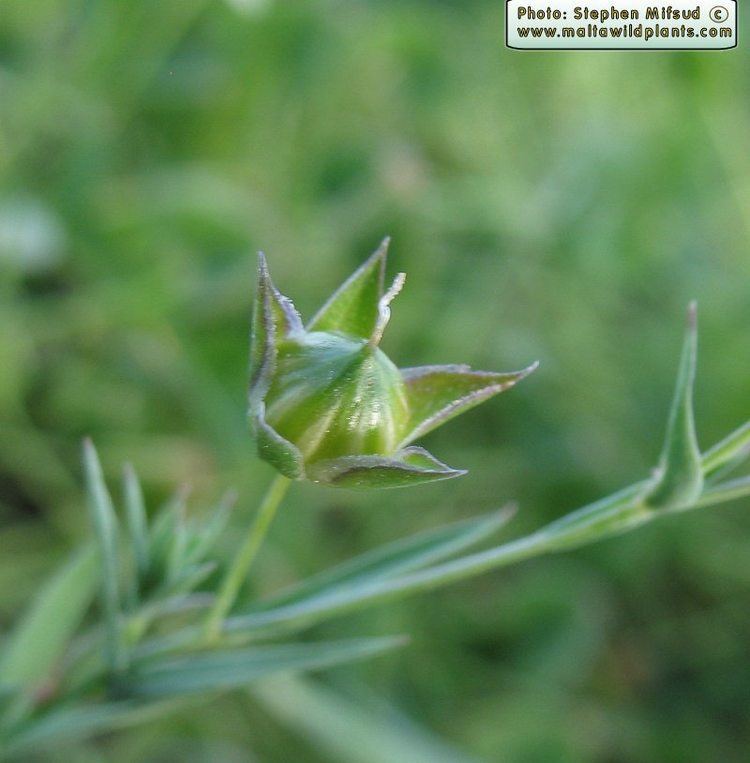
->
[249,239,537,488]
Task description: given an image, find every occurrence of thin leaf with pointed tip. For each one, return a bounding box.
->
[307,238,389,339]
[166,562,218,598]
[166,512,188,585]
[398,362,539,447]
[0,546,98,692]
[182,490,236,568]
[2,698,190,759]
[148,486,190,571]
[83,439,128,674]
[645,303,703,511]
[123,464,148,596]
[128,637,406,697]
[251,507,516,612]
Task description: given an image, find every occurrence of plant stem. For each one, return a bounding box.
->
[203,474,291,643]
[701,420,750,478]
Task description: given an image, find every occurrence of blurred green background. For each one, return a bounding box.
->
[1,0,749,760]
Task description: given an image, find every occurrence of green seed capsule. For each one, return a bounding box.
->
[248,239,537,489]
[265,332,408,464]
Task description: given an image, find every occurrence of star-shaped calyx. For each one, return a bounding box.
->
[248,239,538,488]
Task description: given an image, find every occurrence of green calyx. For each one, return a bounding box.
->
[249,239,537,488]
[265,332,408,464]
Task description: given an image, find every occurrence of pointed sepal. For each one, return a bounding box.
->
[307,238,389,339]
[249,253,303,410]
[397,362,539,447]
[254,405,305,480]
[644,302,703,511]
[369,271,406,347]
[307,446,465,489]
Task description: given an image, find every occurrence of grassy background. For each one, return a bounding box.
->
[1,1,749,760]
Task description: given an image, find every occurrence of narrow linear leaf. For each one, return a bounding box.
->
[83,439,127,673]
[229,482,655,640]
[132,628,198,662]
[225,538,526,638]
[252,508,515,613]
[2,697,188,759]
[148,486,190,575]
[166,562,217,598]
[183,490,236,568]
[645,302,704,511]
[122,464,148,584]
[227,505,548,638]
[166,513,188,585]
[129,637,405,697]
[142,592,214,622]
[0,547,97,691]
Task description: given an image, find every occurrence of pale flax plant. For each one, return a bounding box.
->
[1,241,749,759]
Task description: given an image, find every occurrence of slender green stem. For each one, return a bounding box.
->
[701,420,750,477]
[694,475,750,509]
[203,475,291,643]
